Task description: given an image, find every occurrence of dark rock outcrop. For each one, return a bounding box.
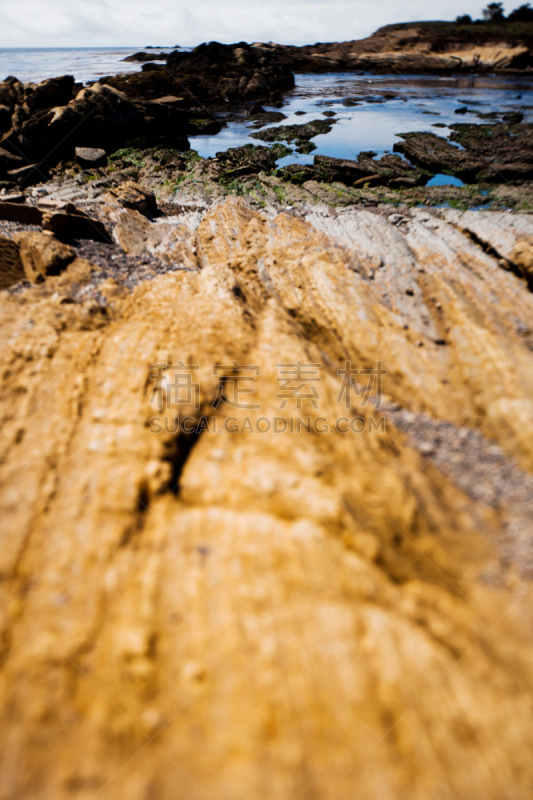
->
[278,152,431,188]
[393,132,487,182]
[0,83,190,181]
[251,118,336,153]
[450,122,533,181]
[103,41,295,105]
[215,143,291,178]
[395,123,533,183]
[75,147,108,168]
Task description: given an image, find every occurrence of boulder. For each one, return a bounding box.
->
[0,82,189,167]
[101,181,157,216]
[150,95,186,108]
[503,112,524,124]
[0,77,23,109]
[0,234,25,288]
[247,105,287,127]
[43,212,110,243]
[0,201,43,225]
[13,230,76,282]
[138,100,191,145]
[186,116,222,135]
[512,239,533,282]
[22,75,76,115]
[75,147,108,168]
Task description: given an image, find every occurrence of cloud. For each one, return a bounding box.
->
[0,0,526,48]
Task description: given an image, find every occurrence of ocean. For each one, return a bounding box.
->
[0,47,175,84]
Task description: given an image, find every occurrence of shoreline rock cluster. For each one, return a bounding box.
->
[0,42,295,190]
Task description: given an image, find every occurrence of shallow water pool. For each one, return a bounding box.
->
[190,72,533,171]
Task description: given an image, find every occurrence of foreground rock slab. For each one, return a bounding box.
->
[1,198,533,799]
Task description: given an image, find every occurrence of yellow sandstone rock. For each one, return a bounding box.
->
[1,198,533,799]
[13,230,75,282]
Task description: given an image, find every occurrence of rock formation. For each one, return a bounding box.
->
[259,20,533,72]
[102,41,295,104]
[1,189,533,799]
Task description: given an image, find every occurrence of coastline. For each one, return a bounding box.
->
[2,26,533,800]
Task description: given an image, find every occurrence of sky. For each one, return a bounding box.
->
[0,0,527,48]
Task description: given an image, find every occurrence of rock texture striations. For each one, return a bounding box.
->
[1,194,533,799]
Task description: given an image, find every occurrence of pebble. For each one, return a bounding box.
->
[389,214,406,225]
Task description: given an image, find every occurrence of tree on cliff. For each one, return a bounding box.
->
[482,2,506,21]
[508,2,533,20]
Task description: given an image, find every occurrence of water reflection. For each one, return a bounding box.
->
[191,72,533,169]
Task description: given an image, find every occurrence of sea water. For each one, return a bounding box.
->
[1,49,532,177]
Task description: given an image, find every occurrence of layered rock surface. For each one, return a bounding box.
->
[1,195,533,799]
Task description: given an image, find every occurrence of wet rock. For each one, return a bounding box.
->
[13,230,76,282]
[141,62,165,72]
[275,163,321,184]
[1,83,142,164]
[247,105,287,127]
[394,132,486,182]
[455,106,468,114]
[296,141,316,154]
[75,147,108,169]
[311,152,431,188]
[216,143,290,177]
[450,122,533,181]
[134,97,191,147]
[251,118,336,148]
[122,51,172,63]
[502,111,524,124]
[186,116,222,136]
